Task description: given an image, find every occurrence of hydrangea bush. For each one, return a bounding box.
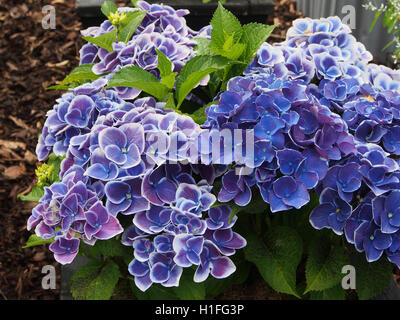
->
[22,1,400,300]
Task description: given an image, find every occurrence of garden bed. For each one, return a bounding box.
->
[0,0,300,300]
[0,0,83,300]
[3,0,400,301]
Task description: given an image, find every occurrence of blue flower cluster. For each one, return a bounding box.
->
[36,89,131,161]
[205,16,400,267]
[28,164,123,264]
[29,9,400,291]
[122,181,245,291]
[79,1,210,100]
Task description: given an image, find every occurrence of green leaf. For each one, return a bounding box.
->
[83,28,117,52]
[173,269,206,300]
[175,55,231,107]
[132,283,178,300]
[304,235,349,293]
[91,238,132,264]
[118,10,147,43]
[46,84,70,91]
[18,185,44,202]
[22,234,54,248]
[210,3,242,53]
[194,38,215,56]
[101,1,118,18]
[369,11,382,32]
[309,284,346,300]
[47,63,101,90]
[86,261,121,300]
[186,104,209,124]
[107,66,170,100]
[156,49,177,89]
[240,23,276,63]
[204,256,250,298]
[47,153,63,183]
[353,253,392,300]
[70,260,103,300]
[244,226,303,298]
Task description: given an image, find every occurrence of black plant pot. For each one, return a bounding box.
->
[75,0,274,30]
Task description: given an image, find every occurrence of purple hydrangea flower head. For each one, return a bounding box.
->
[373,191,400,234]
[354,220,392,262]
[49,237,80,265]
[269,176,310,212]
[310,188,352,235]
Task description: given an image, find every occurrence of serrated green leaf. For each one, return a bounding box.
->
[107,66,170,100]
[118,10,147,43]
[83,28,117,52]
[101,1,118,18]
[155,48,177,89]
[353,253,392,300]
[309,284,346,300]
[210,3,242,52]
[194,38,215,56]
[86,261,121,300]
[175,55,231,107]
[240,23,276,63]
[304,235,349,293]
[70,260,103,300]
[22,234,54,248]
[212,41,246,60]
[173,269,206,300]
[244,226,303,298]
[18,185,44,202]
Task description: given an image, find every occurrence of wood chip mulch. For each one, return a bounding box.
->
[0,0,83,300]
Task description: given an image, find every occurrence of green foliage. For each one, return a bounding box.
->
[83,28,118,52]
[210,3,243,59]
[107,66,170,100]
[173,269,206,300]
[366,1,400,60]
[19,154,63,202]
[85,261,121,300]
[132,283,179,300]
[304,235,349,293]
[353,252,393,300]
[22,234,54,248]
[156,49,178,89]
[175,55,231,107]
[244,226,303,298]
[309,284,346,300]
[101,1,118,18]
[18,185,44,202]
[118,10,147,43]
[239,23,276,63]
[70,260,104,300]
[47,63,102,90]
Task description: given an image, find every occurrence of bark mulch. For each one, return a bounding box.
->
[0,0,301,300]
[0,0,83,300]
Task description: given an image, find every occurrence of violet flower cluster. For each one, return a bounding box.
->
[204,16,400,267]
[79,1,210,100]
[29,8,400,293]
